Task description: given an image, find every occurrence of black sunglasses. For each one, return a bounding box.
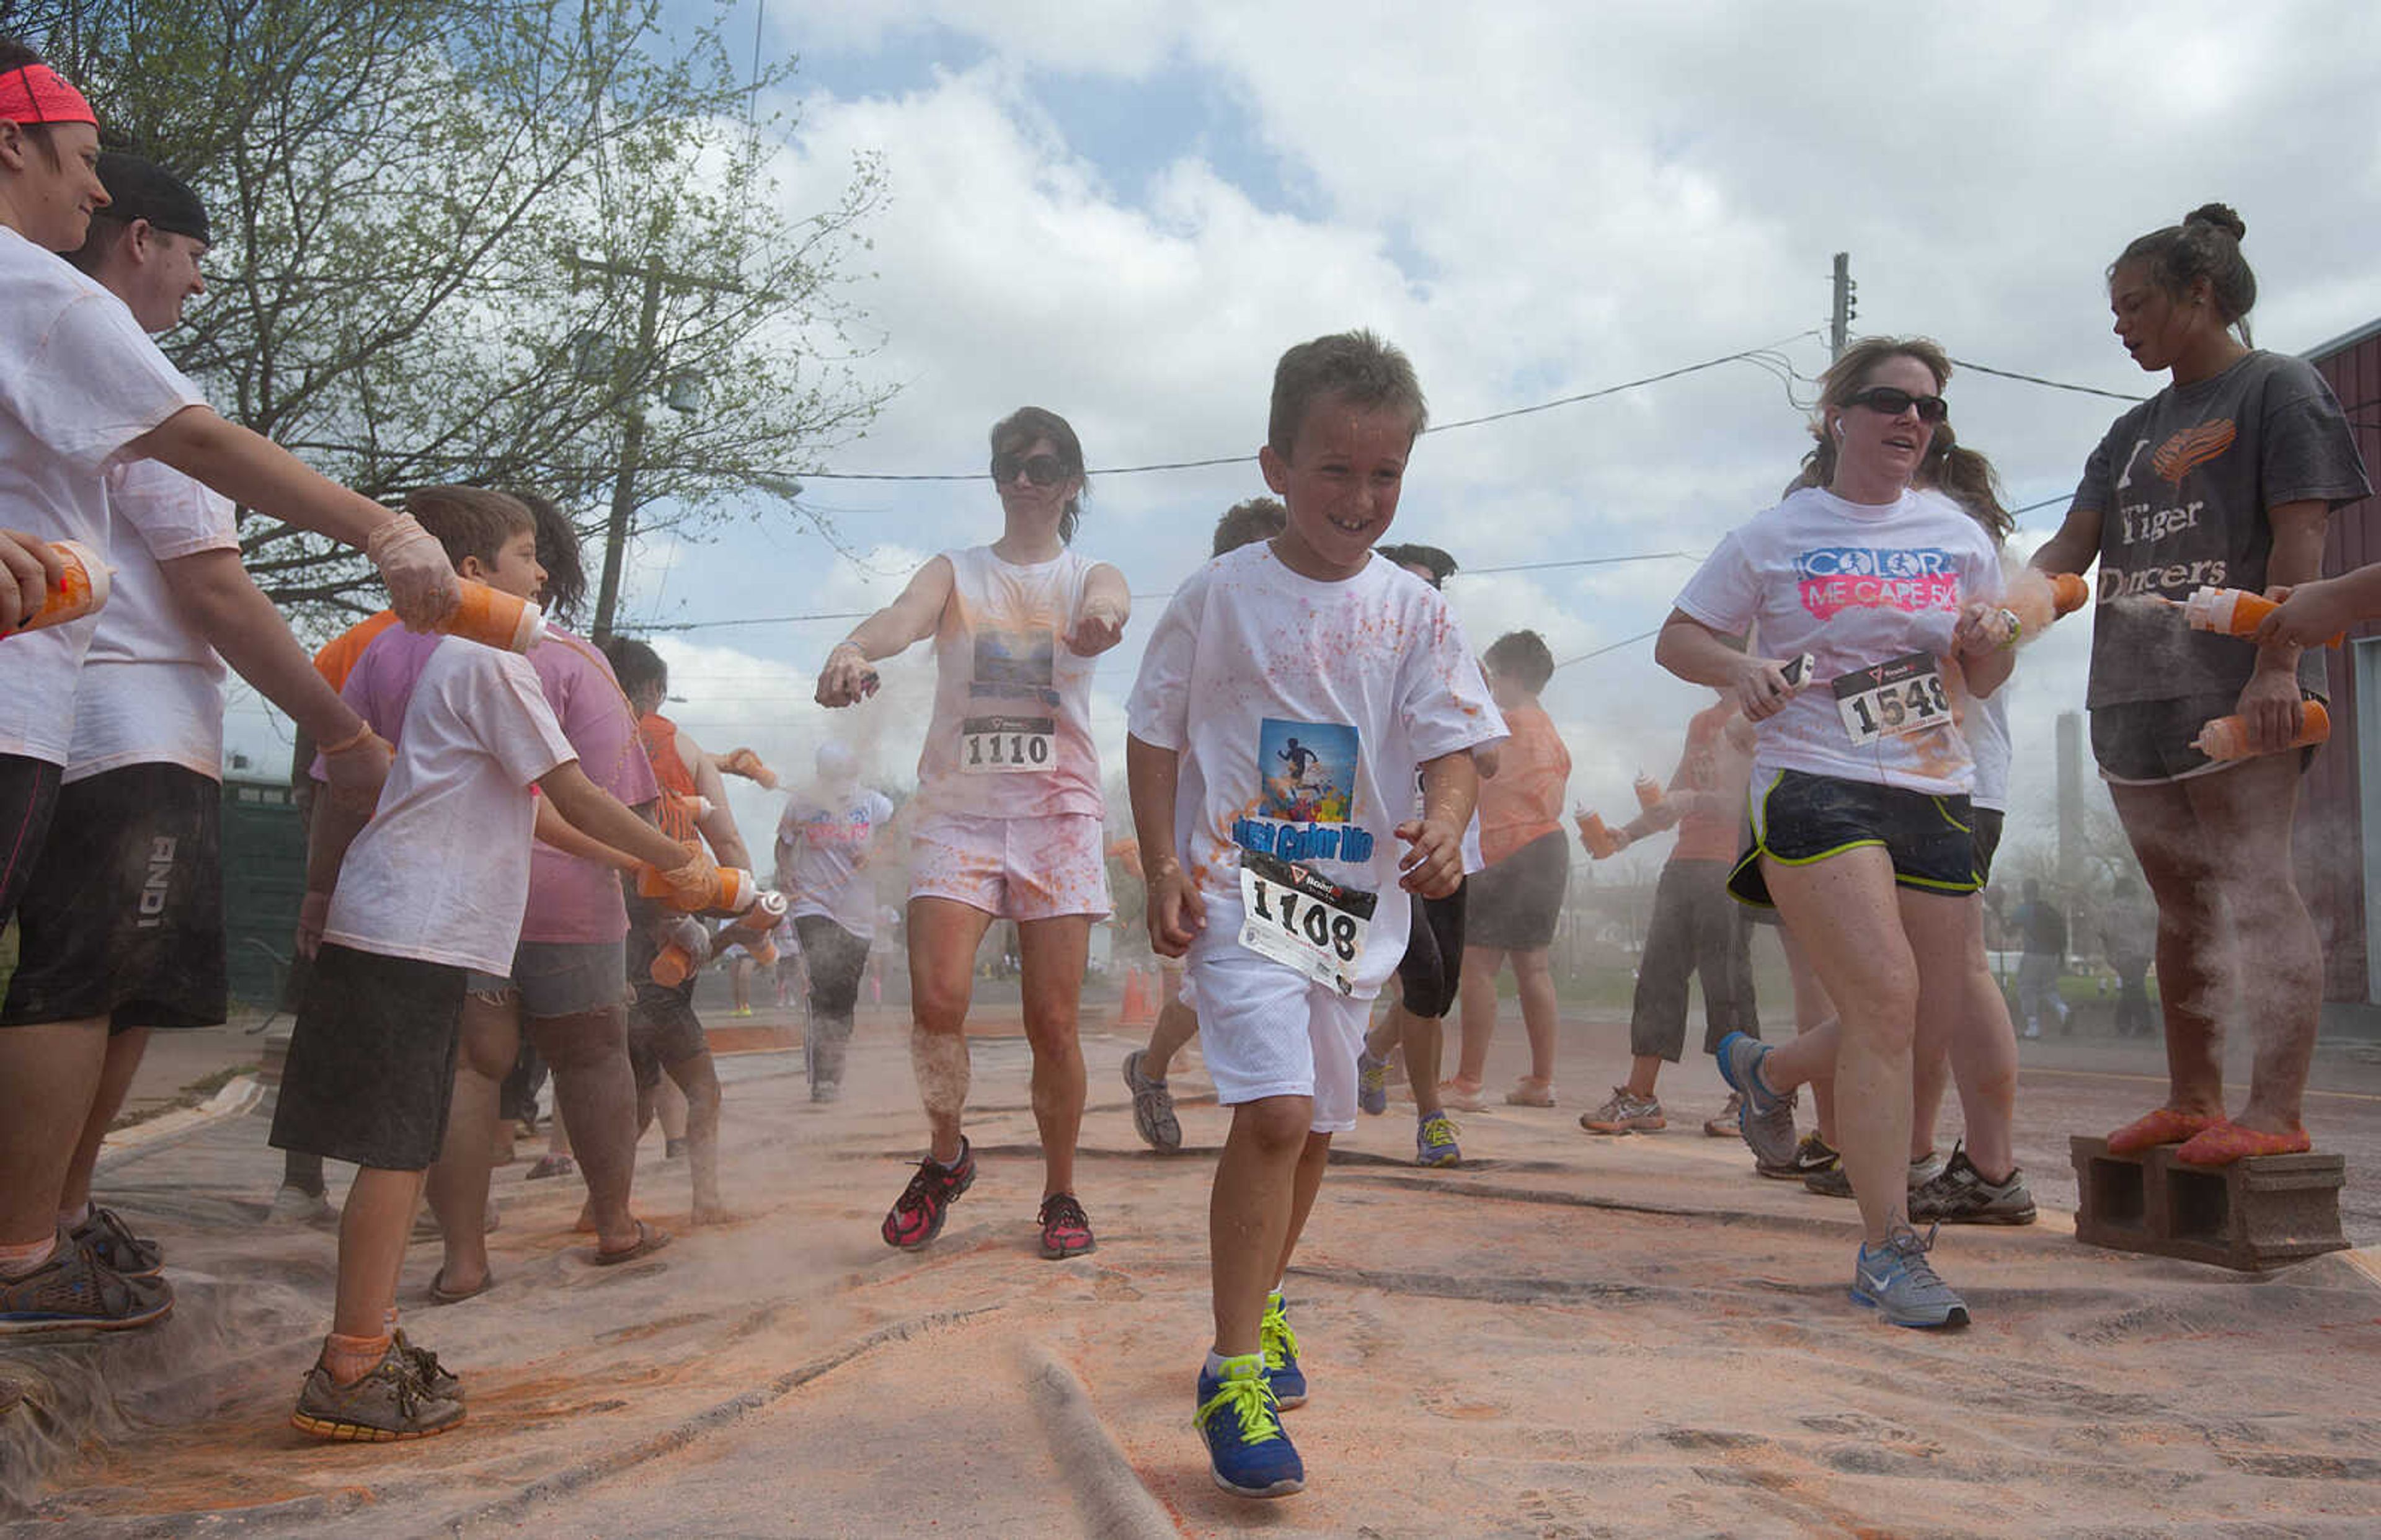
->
[1845,386,1949,423]
[991,451,1071,487]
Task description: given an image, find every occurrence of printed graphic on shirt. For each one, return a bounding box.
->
[1793,547,1963,620]
[1231,719,1375,865]
[797,808,873,847]
[2099,429,2238,600]
[971,627,1058,706]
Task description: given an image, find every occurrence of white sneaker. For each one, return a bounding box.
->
[265,1185,334,1226]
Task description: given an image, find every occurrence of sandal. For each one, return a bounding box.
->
[2105,1108,2219,1154]
[525,1154,576,1181]
[427,1267,495,1306]
[592,1218,672,1267]
[2175,1121,2312,1167]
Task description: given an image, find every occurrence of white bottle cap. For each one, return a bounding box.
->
[719,869,758,914]
[512,599,548,652]
[2180,586,2236,635]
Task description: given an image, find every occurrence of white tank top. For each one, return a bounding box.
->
[915,544,1105,821]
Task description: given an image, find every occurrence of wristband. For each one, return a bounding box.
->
[319,720,376,756]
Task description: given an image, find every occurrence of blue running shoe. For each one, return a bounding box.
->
[1715,1031,1798,1172]
[1259,1291,1306,1409]
[1356,1047,1390,1117]
[1850,1223,1971,1329]
[1195,1356,1303,1498]
[1415,1111,1461,1167]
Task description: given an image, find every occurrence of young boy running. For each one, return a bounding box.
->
[1127,332,1501,1497]
[273,490,712,1438]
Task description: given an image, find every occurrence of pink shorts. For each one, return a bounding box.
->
[908,811,1111,921]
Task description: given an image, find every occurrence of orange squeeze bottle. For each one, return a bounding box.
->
[719,748,779,788]
[437,577,546,653]
[2050,572,2090,617]
[2181,585,2342,648]
[650,918,712,988]
[3,539,110,637]
[716,890,789,965]
[1574,808,1621,860]
[2191,699,2331,762]
[635,861,759,915]
[1633,773,1664,813]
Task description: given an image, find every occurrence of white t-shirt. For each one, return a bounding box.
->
[321,637,575,975]
[65,458,241,782]
[1674,485,2003,797]
[775,784,895,936]
[0,228,209,766]
[915,544,1107,821]
[1127,543,1506,999]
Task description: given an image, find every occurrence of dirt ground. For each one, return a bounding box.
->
[6,1004,2379,1538]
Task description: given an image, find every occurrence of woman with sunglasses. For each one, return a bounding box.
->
[1656,337,2015,1329]
[815,407,1128,1261]
[2031,205,2367,1166]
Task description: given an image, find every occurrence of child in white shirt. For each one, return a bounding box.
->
[1126,331,1502,1499]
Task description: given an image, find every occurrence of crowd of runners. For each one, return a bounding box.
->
[3,37,2376,1502]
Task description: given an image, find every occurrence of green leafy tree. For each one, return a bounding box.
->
[11,0,890,634]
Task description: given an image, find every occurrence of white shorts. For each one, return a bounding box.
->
[909,810,1111,922]
[1187,940,1368,1135]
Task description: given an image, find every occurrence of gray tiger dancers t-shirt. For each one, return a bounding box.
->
[2073,350,2369,709]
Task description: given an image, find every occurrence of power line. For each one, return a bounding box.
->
[1552,626,1663,673]
[636,548,1700,632]
[1948,358,2147,404]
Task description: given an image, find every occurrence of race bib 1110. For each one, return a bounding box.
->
[959,715,1055,774]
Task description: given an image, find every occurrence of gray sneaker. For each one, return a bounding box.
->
[291,1340,466,1441]
[1909,1145,2037,1226]
[1579,1087,1666,1135]
[1804,1149,1944,1200]
[265,1185,335,1226]
[1714,1032,1798,1170]
[1849,1223,1969,1329]
[1122,1049,1182,1154]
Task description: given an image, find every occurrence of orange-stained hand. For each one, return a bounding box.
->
[0,529,64,634]
[2252,581,2360,650]
[368,512,461,631]
[2233,669,2305,756]
[1144,859,1207,957]
[655,843,725,911]
[1062,597,1127,657]
[1396,816,1465,898]
[815,642,880,707]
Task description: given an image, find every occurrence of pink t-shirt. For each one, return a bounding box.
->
[519,627,657,944]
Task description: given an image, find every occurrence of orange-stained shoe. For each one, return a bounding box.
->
[2105,1108,2220,1154]
[2174,1121,2312,1167]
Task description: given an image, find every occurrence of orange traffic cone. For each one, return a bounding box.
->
[1118,965,1156,1029]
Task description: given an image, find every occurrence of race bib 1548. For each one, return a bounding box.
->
[1830,651,1950,747]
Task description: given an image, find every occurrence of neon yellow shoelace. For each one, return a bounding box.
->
[1259,1301,1299,1371]
[1196,1373,1282,1445]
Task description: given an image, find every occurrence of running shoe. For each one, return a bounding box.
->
[1579,1087,1665,1135]
[1764,1130,1839,1180]
[1437,1078,1488,1113]
[265,1185,335,1226]
[882,1140,975,1249]
[1037,1191,1096,1259]
[68,1206,162,1280]
[525,1153,575,1181]
[1415,1112,1462,1167]
[1702,1093,1740,1138]
[1122,1049,1183,1153]
[1909,1144,2037,1225]
[1714,1032,1798,1172]
[1356,1047,1391,1117]
[1504,1077,1556,1108]
[1804,1149,1944,1200]
[1259,1291,1306,1409]
[1195,1357,1303,1498]
[1848,1223,1969,1329]
[392,1326,462,1399]
[0,1231,174,1337]
[291,1341,466,1441]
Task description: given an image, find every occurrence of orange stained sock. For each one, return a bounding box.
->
[0,1232,59,1279]
[321,1331,393,1386]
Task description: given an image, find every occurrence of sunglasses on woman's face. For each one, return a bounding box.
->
[1845,386,1949,423]
[991,452,1070,487]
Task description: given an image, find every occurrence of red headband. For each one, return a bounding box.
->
[0,64,97,128]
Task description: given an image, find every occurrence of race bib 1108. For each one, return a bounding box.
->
[1237,850,1377,996]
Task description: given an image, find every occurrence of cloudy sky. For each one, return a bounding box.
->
[228,1,2381,882]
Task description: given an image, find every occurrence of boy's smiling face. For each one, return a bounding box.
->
[1259,392,1412,582]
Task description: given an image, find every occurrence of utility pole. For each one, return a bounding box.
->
[561,249,751,644]
[1830,252,1856,360]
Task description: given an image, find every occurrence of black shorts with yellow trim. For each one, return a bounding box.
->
[1727,769,1979,909]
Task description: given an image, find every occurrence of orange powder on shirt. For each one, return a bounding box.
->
[1479,701,1571,867]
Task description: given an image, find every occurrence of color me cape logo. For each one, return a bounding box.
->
[1793,546,1962,621]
